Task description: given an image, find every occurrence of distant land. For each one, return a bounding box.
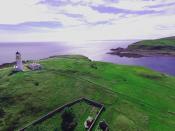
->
[109,36,175,58]
[0,55,175,130]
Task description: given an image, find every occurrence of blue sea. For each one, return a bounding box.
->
[0,40,175,76]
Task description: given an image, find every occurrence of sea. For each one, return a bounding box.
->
[0,40,175,76]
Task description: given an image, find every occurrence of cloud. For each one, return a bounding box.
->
[0,0,174,41]
[147,2,175,8]
[38,0,89,6]
[38,0,69,6]
[0,21,62,32]
[91,5,161,15]
[61,13,84,18]
[22,21,62,28]
[156,24,175,30]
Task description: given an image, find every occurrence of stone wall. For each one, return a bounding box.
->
[19,97,104,131]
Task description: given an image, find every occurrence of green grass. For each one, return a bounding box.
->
[0,55,175,131]
[26,101,100,131]
[128,37,175,50]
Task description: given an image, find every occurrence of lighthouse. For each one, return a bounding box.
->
[14,51,23,71]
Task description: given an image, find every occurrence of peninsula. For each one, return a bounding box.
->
[109,36,175,57]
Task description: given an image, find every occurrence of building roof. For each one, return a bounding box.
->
[28,63,42,70]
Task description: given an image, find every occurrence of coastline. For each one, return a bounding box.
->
[109,47,175,58]
[0,61,29,69]
[0,55,89,69]
[0,62,16,69]
[109,37,175,58]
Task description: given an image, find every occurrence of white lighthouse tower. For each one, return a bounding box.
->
[14,51,23,71]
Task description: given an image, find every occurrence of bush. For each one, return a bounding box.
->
[34,81,39,86]
[0,108,5,117]
[61,108,77,131]
[90,63,98,69]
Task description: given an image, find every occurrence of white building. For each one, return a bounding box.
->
[28,62,42,71]
[14,51,23,71]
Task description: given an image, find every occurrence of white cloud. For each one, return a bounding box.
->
[0,0,51,24]
[0,0,174,41]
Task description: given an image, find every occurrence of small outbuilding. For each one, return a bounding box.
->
[27,63,42,71]
[99,120,109,131]
[84,116,94,129]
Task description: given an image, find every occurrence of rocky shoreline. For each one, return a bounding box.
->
[109,37,175,58]
[109,48,144,58]
[109,47,175,58]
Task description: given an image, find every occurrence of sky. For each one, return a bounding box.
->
[0,0,174,41]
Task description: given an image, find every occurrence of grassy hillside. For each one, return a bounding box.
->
[0,55,175,131]
[128,37,175,50]
[109,36,175,57]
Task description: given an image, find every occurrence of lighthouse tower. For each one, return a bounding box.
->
[15,51,23,71]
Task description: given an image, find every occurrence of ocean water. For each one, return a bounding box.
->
[0,40,175,76]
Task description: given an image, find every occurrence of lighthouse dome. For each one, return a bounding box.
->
[16,51,20,54]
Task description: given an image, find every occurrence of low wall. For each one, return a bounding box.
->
[19,97,104,131]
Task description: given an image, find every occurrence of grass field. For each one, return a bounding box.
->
[0,55,175,131]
